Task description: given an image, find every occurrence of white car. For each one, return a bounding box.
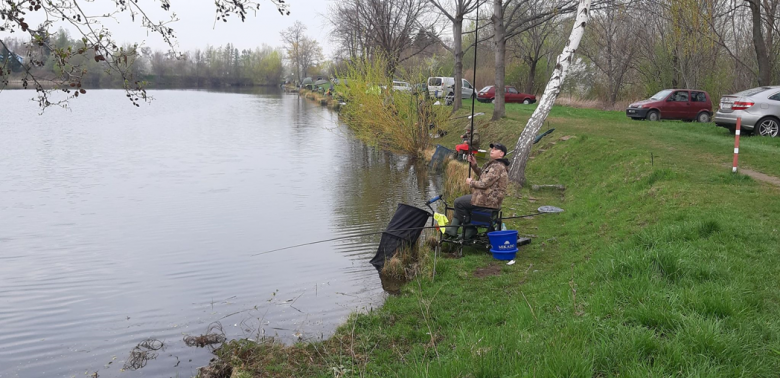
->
[427,77,474,99]
[392,80,412,92]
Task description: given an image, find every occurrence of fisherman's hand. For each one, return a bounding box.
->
[466,178,472,186]
[467,154,477,166]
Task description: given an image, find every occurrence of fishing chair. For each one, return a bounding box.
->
[440,205,503,257]
[428,195,535,259]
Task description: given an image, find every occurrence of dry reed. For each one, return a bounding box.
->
[444,158,471,199]
[379,233,438,282]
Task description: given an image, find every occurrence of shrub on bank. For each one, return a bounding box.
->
[335,56,450,157]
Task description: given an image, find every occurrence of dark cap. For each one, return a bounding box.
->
[489,143,507,155]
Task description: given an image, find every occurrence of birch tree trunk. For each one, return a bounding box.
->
[491,0,506,121]
[508,0,592,185]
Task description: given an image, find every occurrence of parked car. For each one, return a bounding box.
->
[626,89,713,122]
[476,86,536,104]
[714,86,780,137]
[427,77,474,99]
[392,80,412,92]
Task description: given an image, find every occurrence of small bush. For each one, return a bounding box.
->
[336,55,450,157]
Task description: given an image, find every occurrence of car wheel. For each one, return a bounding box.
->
[491,99,495,104]
[646,110,660,121]
[757,117,780,137]
[696,112,711,123]
[523,98,531,104]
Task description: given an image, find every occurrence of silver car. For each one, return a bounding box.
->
[714,86,780,137]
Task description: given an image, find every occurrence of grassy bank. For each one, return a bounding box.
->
[214,103,780,377]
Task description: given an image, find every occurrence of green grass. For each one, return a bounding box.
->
[218,103,780,377]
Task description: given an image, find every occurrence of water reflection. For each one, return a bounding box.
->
[0,89,441,378]
[329,137,441,257]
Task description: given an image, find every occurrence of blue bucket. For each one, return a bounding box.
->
[488,230,518,260]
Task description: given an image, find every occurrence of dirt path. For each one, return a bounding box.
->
[737,167,780,186]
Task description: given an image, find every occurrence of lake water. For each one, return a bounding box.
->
[0,89,441,377]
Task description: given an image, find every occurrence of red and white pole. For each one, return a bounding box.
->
[732,117,741,173]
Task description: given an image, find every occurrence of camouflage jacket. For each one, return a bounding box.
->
[469,158,510,209]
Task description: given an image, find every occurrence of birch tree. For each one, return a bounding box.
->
[508,0,592,185]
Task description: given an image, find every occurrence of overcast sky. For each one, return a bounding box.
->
[2,0,335,56]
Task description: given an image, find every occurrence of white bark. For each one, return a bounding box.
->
[508,0,592,185]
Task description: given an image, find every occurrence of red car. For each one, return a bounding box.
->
[626,89,713,122]
[477,86,536,104]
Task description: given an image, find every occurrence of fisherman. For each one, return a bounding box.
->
[445,143,510,240]
[454,124,480,159]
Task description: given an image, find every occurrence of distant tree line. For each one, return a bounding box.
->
[140,43,284,88]
[2,30,285,90]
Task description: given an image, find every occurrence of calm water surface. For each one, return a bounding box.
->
[0,89,441,377]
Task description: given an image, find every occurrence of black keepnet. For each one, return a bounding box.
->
[370,204,430,269]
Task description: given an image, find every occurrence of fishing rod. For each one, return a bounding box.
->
[251,207,562,256]
[468,4,479,179]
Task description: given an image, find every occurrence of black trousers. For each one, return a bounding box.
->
[453,194,476,222]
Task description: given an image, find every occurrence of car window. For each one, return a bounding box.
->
[734,87,771,97]
[769,92,780,101]
[671,91,689,102]
[479,86,492,92]
[462,80,472,89]
[650,89,673,100]
[691,91,707,102]
[507,87,519,94]
[429,78,442,86]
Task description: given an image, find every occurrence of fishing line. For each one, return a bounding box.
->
[251,211,546,256]
[251,226,439,256]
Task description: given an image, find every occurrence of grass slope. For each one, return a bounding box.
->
[220,103,780,377]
